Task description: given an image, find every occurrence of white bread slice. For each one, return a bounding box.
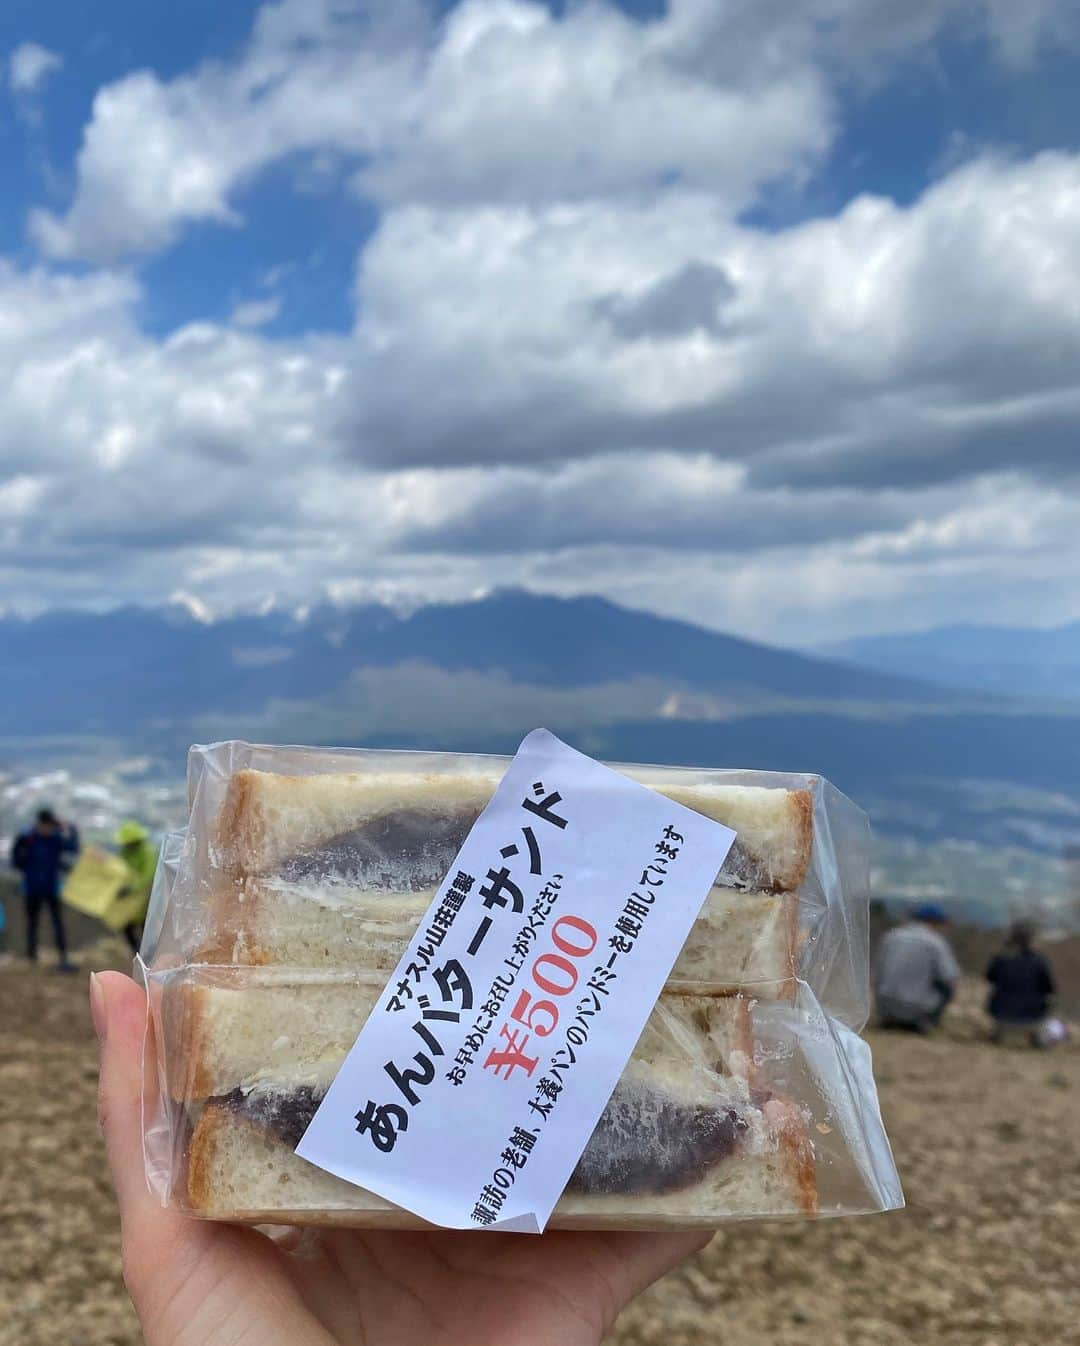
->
[213,769,813,893]
[670,889,796,995]
[167,974,765,1102]
[199,885,431,972]
[200,881,796,997]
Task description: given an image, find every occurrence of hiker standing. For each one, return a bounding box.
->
[10,807,79,972]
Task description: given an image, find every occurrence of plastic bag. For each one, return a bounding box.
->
[138,738,901,1231]
[1037,1017,1070,1048]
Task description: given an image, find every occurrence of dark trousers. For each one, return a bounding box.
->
[24,890,68,960]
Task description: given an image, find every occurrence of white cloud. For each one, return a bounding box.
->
[7,0,1080,639]
[6,148,1080,637]
[230,296,282,329]
[982,0,1080,66]
[8,41,63,95]
[387,453,958,555]
[21,0,891,262]
[32,0,1080,263]
[337,152,1080,489]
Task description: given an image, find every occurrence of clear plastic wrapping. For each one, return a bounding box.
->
[139,739,902,1231]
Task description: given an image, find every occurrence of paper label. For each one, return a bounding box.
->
[296,729,736,1232]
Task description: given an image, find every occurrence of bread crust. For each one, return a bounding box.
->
[768,1098,818,1218]
[161,982,213,1102]
[213,769,259,876]
[788,788,814,892]
[186,1100,225,1214]
[194,879,265,966]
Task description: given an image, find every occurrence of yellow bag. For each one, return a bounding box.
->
[62,846,144,932]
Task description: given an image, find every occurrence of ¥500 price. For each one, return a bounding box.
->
[483,915,597,1080]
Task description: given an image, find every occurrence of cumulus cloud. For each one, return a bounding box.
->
[981,0,1080,65]
[390,454,945,554]
[5,0,1080,639]
[6,143,1080,640]
[335,153,1080,489]
[593,263,738,340]
[8,41,63,95]
[0,262,360,607]
[31,0,1080,265]
[28,0,836,261]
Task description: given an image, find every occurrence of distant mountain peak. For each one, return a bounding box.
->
[828,622,1080,701]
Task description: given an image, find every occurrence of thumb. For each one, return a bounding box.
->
[90,972,328,1346]
[90,972,217,1313]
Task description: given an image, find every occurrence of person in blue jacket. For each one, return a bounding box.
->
[10,807,79,972]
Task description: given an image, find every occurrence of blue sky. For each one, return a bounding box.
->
[2,0,1080,641]
[7,1,1080,333]
[0,0,374,333]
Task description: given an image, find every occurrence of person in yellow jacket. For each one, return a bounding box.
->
[115,821,158,953]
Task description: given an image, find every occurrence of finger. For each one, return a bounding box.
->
[590,1228,713,1300]
[591,1231,714,1339]
[555,1229,712,1340]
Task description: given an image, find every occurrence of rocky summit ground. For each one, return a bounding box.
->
[1,948,1077,1346]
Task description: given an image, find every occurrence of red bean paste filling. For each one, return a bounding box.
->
[275,810,769,891]
[275,808,481,892]
[217,1079,747,1196]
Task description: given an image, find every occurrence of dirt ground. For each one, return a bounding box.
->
[1,947,1077,1346]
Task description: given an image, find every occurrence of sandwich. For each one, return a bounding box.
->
[175,980,816,1227]
[169,765,817,1227]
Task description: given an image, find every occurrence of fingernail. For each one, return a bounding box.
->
[89,972,107,1043]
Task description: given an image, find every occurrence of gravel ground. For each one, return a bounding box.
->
[1,950,1076,1346]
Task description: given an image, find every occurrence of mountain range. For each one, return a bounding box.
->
[0,590,945,739]
[825,622,1080,700]
[0,591,1077,923]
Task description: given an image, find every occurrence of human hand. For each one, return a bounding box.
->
[92,971,711,1346]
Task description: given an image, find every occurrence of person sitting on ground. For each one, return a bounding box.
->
[115,820,158,954]
[874,903,960,1033]
[10,807,80,972]
[986,922,1055,1046]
